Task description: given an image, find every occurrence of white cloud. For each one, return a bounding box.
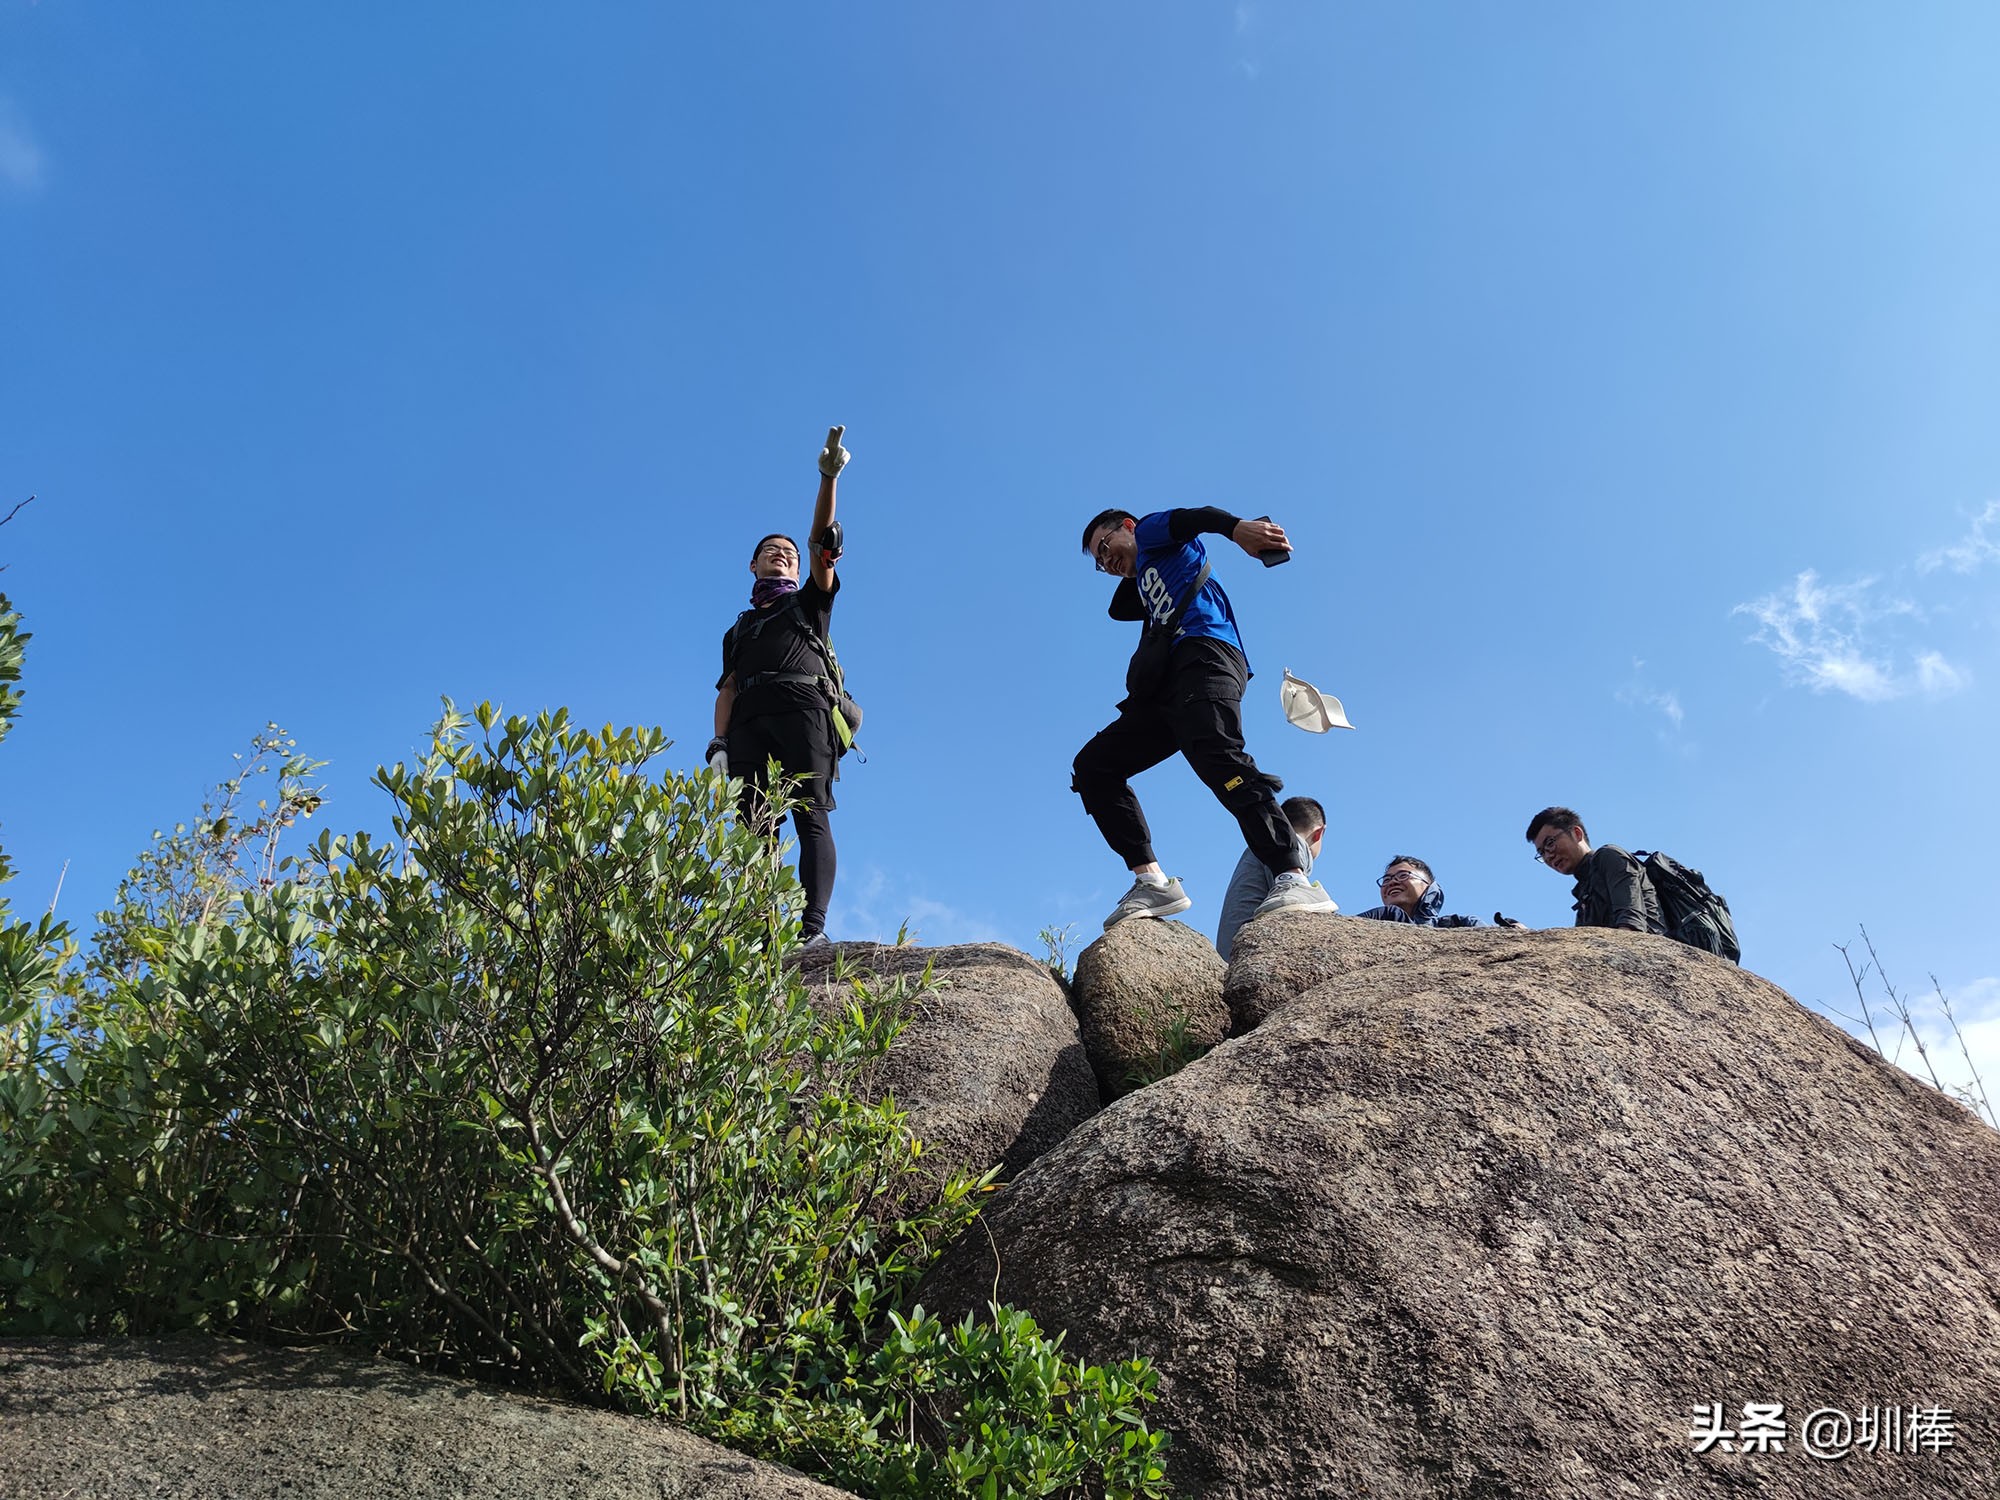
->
[1626,684,1684,728]
[1734,570,1965,703]
[1959,977,2000,1012]
[1915,652,1969,696]
[0,98,45,193]
[1810,652,1899,702]
[1891,976,2000,1128]
[1615,659,1688,747]
[1919,501,2000,575]
[1232,2,1261,79]
[1828,967,2000,1129]
[838,867,1005,947]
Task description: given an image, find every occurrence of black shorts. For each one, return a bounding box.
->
[728,708,837,813]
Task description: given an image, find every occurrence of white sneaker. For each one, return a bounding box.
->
[1103,876,1194,930]
[785,931,834,962]
[1251,873,1338,920]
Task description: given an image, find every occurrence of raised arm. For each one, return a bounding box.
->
[1164,506,1290,562]
[1165,506,1242,542]
[809,424,848,592]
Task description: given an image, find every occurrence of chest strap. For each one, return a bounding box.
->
[737,670,827,692]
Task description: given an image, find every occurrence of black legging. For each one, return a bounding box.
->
[728,707,839,939]
[789,806,836,938]
[734,794,837,939]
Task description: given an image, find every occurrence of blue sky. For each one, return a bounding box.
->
[3,4,1997,1103]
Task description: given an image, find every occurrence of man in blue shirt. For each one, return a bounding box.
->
[1076,506,1338,931]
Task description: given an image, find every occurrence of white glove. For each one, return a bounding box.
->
[708,748,729,776]
[817,424,849,478]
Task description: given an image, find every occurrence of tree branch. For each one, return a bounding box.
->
[521,1107,677,1341]
[0,494,34,571]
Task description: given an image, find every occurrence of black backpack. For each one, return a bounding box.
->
[1632,850,1740,964]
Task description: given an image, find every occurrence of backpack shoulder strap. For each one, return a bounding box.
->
[1154,561,1212,639]
[780,592,841,684]
[729,591,850,699]
[728,593,812,669]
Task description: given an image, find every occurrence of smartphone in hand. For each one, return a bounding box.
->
[1253,514,1291,567]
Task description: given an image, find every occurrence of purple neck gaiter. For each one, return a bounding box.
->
[751,576,800,609]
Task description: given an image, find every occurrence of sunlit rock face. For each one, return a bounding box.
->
[1070,918,1228,1101]
[801,939,1099,1183]
[924,918,2000,1499]
[0,1337,864,1500]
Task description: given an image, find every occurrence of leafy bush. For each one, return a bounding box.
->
[0,594,69,1004]
[712,1301,1170,1498]
[0,688,1170,1498]
[83,721,326,990]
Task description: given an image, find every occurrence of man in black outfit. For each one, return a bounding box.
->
[709,426,851,949]
[1524,805,1666,934]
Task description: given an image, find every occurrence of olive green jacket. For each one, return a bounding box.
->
[1571,844,1667,934]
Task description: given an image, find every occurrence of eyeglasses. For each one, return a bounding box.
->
[1377,869,1425,887]
[756,544,799,564]
[1091,533,1116,573]
[1531,835,1566,864]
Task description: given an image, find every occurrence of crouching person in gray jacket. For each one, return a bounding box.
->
[1216,796,1331,961]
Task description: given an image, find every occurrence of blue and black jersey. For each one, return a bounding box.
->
[1108,507,1249,670]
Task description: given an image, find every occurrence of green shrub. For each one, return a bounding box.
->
[0,694,1169,1498]
[712,1301,1170,1498]
[0,594,70,1006]
[81,720,326,991]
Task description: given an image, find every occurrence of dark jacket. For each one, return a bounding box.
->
[1356,884,1482,928]
[1571,844,1667,934]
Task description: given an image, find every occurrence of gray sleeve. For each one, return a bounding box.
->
[1215,848,1277,963]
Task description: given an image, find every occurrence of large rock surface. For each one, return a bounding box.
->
[799,941,1098,1182]
[1070,919,1228,1099]
[924,920,2000,1498]
[0,1337,856,1500]
[1223,905,1426,1033]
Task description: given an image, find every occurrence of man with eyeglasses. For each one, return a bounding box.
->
[1524,805,1665,935]
[709,426,851,950]
[1354,856,1482,928]
[1073,505,1337,931]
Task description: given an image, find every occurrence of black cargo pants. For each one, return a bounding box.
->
[1071,637,1300,876]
